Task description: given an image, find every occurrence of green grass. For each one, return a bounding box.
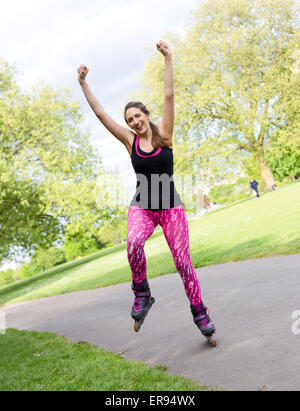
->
[0,182,299,306]
[0,329,214,391]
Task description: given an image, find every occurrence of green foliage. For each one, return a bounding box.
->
[266,132,300,180]
[0,269,15,287]
[97,208,127,246]
[242,155,261,181]
[0,263,32,287]
[0,59,16,92]
[14,264,31,281]
[0,164,62,261]
[209,178,250,204]
[64,233,107,261]
[241,154,266,190]
[264,50,300,180]
[26,248,66,277]
[0,60,128,262]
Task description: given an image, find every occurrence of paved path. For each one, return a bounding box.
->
[2,254,300,391]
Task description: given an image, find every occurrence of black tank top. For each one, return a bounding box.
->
[130,134,182,210]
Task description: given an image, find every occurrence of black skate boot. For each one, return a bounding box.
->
[191,302,216,347]
[131,279,155,332]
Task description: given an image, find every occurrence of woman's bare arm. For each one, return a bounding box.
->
[156,42,174,144]
[77,65,133,153]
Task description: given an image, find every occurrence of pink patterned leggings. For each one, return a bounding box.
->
[127,205,203,306]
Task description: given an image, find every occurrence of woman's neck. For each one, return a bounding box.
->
[138,126,152,143]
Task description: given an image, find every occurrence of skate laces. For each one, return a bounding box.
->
[133,288,150,310]
[194,305,212,328]
[197,312,210,327]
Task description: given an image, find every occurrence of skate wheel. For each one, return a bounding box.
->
[207,335,217,347]
[134,320,140,333]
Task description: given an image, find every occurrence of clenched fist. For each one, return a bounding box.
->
[77,64,89,83]
[156,41,172,58]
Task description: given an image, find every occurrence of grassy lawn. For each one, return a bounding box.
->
[0,329,214,391]
[0,182,299,306]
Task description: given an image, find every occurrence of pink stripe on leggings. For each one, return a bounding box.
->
[127,205,203,306]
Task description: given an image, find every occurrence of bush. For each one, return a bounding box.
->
[26,247,67,276]
[38,248,66,270]
[209,178,251,204]
[64,234,107,261]
[98,223,127,247]
[265,131,300,181]
[0,269,15,287]
[13,264,31,281]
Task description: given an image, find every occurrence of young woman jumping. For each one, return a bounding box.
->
[77,41,216,346]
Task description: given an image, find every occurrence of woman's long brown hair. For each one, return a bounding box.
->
[124,101,171,149]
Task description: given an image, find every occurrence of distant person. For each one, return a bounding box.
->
[77,41,216,346]
[250,179,260,198]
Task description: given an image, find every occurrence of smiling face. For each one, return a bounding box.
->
[125,107,150,135]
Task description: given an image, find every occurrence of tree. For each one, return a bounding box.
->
[136,0,300,190]
[265,131,300,180]
[265,61,300,180]
[0,60,127,261]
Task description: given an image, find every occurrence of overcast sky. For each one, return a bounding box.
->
[1,0,200,198]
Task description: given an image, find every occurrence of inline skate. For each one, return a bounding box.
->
[131,279,155,332]
[191,302,216,347]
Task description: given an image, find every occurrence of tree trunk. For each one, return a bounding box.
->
[257,155,276,190]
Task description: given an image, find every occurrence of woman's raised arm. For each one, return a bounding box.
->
[77,65,133,154]
[156,42,174,145]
